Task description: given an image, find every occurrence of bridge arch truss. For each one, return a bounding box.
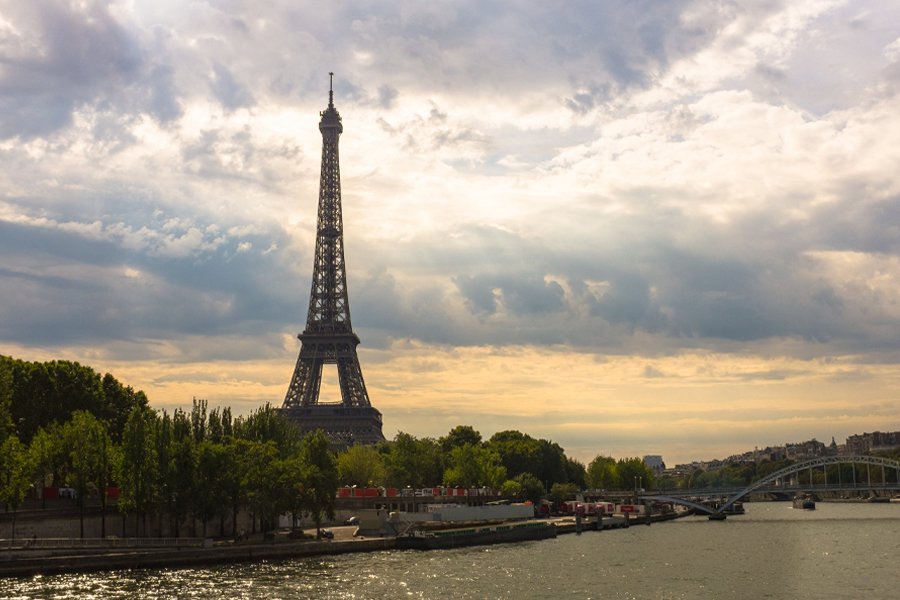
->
[641,455,900,516]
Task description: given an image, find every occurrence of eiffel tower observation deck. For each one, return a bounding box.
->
[279,75,385,449]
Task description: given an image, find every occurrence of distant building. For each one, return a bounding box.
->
[845,431,900,454]
[669,428,900,474]
[643,455,665,472]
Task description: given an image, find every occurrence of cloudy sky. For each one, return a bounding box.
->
[2,0,900,464]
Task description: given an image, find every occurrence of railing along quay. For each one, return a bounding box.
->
[1,537,205,550]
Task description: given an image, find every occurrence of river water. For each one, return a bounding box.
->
[2,502,897,600]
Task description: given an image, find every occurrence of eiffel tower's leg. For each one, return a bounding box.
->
[336,347,370,408]
[284,345,324,408]
[301,359,324,407]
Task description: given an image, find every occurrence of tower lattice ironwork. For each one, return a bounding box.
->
[280,75,385,448]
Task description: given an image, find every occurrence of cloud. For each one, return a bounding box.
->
[209,63,256,111]
[0,0,144,139]
[2,0,900,463]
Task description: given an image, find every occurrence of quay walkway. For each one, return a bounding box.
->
[0,510,693,578]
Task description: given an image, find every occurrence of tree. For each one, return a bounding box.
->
[221,438,249,538]
[1,356,148,445]
[500,479,523,498]
[193,440,226,538]
[29,426,62,509]
[687,468,707,489]
[100,373,149,443]
[536,439,572,488]
[244,440,282,534]
[64,411,109,538]
[382,432,442,488]
[153,411,174,535]
[549,482,577,505]
[513,472,546,505]
[439,425,483,454]
[564,457,587,489]
[442,443,507,489]
[279,454,309,534]
[10,359,104,444]
[234,403,300,456]
[337,444,385,488]
[119,406,158,536]
[586,455,618,490]
[300,431,338,538]
[0,357,14,437]
[190,397,208,442]
[0,436,31,540]
[169,424,195,537]
[487,430,541,480]
[616,457,654,491]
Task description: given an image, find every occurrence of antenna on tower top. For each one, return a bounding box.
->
[328,72,334,107]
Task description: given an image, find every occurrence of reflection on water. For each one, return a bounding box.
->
[2,502,897,600]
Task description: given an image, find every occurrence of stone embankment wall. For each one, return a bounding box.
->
[0,500,364,540]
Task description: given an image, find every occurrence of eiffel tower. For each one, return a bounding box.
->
[279,75,385,448]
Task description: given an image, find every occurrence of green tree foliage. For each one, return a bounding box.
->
[439,425,483,454]
[29,425,63,509]
[616,457,655,491]
[118,406,158,535]
[486,430,541,480]
[486,431,578,488]
[535,439,573,488]
[337,444,385,487]
[586,455,619,489]
[442,443,507,488]
[500,479,523,498]
[10,359,104,443]
[0,435,31,539]
[564,456,587,489]
[279,454,309,533]
[1,355,147,444]
[754,459,793,481]
[0,357,14,437]
[221,438,250,537]
[193,440,227,537]
[656,475,679,490]
[549,482,578,504]
[191,397,208,442]
[64,411,112,538]
[169,409,195,536]
[100,373,149,443]
[234,403,300,455]
[153,411,175,532]
[300,430,338,538]
[244,441,283,532]
[512,472,545,505]
[381,432,442,488]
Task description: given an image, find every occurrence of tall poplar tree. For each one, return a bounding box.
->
[0,436,30,540]
[119,406,158,536]
[300,430,338,539]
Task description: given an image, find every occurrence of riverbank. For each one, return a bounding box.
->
[0,510,693,578]
[0,535,398,577]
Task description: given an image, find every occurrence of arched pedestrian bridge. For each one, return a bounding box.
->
[640,455,900,517]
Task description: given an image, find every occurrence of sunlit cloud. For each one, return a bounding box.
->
[1,0,900,464]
